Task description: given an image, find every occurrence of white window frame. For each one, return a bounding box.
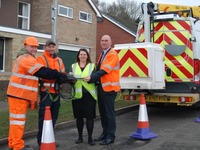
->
[18,2,30,30]
[79,11,92,23]
[58,5,73,19]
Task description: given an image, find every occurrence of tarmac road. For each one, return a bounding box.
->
[1,104,200,150]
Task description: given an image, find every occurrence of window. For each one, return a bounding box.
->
[37,43,45,52]
[58,5,73,18]
[79,11,92,23]
[0,38,5,71]
[18,2,30,30]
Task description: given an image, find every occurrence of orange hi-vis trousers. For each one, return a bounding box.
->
[8,97,29,150]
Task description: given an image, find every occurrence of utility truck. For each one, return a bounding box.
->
[114,2,200,106]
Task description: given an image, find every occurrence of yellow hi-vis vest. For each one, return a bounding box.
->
[72,63,97,100]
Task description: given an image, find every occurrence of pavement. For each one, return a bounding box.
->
[0,102,139,150]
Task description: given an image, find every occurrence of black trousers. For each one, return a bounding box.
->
[37,91,60,145]
[97,84,117,140]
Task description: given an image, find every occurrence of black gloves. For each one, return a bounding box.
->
[67,75,77,85]
[57,73,77,85]
[54,73,77,91]
[57,73,68,84]
[54,73,68,91]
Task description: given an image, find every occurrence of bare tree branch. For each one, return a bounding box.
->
[94,0,142,22]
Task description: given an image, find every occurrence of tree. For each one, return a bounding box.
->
[92,0,100,8]
[94,0,142,22]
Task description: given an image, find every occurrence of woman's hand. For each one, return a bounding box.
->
[84,76,91,82]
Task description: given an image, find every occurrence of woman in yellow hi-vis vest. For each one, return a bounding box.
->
[71,48,97,146]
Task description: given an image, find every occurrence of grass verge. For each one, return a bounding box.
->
[0,99,138,139]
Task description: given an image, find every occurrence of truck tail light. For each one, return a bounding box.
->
[178,97,192,103]
[123,95,136,100]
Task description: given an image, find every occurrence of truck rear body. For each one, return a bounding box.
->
[115,7,200,106]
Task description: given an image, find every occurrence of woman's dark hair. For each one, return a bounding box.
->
[76,48,92,64]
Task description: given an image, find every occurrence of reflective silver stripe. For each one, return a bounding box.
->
[102,82,120,87]
[90,90,96,95]
[61,68,65,73]
[75,88,82,93]
[43,83,55,87]
[72,63,81,78]
[9,82,38,92]
[103,64,112,70]
[103,63,120,71]
[58,58,65,72]
[28,64,43,74]
[102,82,110,87]
[10,120,25,125]
[12,72,38,80]
[72,63,76,75]
[112,82,120,86]
[113,64,120,70]
[88,64,94,75]
[15,55,27,72]
[10,113,26,119]
[74,75,82,78]
[113,62,120,70]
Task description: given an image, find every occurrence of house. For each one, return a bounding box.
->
[0,0,101,98]
[96,13,137,60]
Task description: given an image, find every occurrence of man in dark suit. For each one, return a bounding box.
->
[84,35,120,145]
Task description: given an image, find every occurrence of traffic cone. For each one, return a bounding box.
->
[40,106,56,150]
[130,94,157,140]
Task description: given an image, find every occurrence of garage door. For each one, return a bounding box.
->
[58,49,78,73]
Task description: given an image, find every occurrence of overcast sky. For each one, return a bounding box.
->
[99,0,200,6]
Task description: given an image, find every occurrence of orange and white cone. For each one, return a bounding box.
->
[40,106,56,150]
[130,94,157,140]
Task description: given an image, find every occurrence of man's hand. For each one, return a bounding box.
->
[57,73,69,84]
[67,75,77,84]
[84,76,91,82]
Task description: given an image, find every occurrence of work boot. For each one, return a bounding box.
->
[88,139,96,146]
[75,137,83,144]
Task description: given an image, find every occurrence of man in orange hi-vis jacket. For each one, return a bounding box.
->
[36,39,66,147]
[84,35,120,145]
[7,37,69,150]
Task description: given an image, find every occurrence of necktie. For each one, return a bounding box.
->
[100,51,104,63]
[97,51,104,70]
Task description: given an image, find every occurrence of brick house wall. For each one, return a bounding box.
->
[0,0,32,29]
[0,0,18,28]
[0,0,100,98]
[31,0,98,62]
[0,31,47,100]
[0,31,48,80]
[31,0,52,34]
[57,0,97,62]
[96,17,136,61]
